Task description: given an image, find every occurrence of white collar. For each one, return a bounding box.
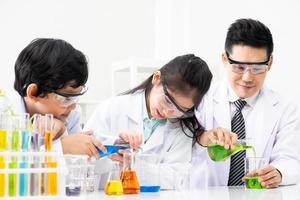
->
[227,84,260,108]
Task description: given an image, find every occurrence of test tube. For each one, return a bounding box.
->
[20,113,30,151]
[30,114,41,196]
[47,160,57,195]
[0,114,7,197]
[9,115,21,152]
[9,156,17,197]
[0,156,5,197]
[0,113,7,151]
[19,113,30,196]
[44,114,57,195]
[44,114,53,152]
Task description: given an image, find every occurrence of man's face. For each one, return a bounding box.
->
[222,45,272,99]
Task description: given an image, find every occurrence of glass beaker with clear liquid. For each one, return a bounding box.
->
[104,161,123,195]
[207,139,255,161]
[121,152,140,194]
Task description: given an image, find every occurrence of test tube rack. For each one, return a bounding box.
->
[0,151,68,199]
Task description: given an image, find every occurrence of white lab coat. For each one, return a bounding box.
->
[84,91,193,189]
[1,90,82,151]
[191,80,300,188]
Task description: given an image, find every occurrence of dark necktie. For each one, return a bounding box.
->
[228,99,247,186]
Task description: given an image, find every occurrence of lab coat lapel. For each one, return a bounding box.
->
[142,121,167,152]
[250,86,280,158]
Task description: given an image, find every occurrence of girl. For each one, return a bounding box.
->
[85,54,212,189]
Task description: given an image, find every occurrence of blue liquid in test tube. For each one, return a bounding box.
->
[20,130,30,196]
[19,162,28,196]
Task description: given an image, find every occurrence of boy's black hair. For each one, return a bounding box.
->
[225,18,273,57]
[14,38,88,97]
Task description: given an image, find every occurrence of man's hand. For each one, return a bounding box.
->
[197,127,238,149]
[256,165,282,188]
[61,131,106,159]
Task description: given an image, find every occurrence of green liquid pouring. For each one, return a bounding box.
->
[207,143,254,161]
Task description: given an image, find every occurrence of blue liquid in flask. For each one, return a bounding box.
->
[95,145,129,157]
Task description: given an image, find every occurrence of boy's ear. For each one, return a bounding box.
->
[26,83,39,101]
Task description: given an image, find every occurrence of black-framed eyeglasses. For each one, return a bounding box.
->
[162,84,194,118]
[226,51,270,75]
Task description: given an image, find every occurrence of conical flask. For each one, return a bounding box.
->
[207,139,255,161]
[121,152,140,194]
[104,162,123,195]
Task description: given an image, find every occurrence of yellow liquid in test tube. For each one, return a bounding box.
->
[104,180,123,195]
[0,130,7,150]
[47,161,57,195]
[45,131,53,152]
[0,157,5,197]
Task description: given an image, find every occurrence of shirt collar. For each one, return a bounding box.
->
[227,84,260,108]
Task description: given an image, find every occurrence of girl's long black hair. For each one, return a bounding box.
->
[123,54,212,144]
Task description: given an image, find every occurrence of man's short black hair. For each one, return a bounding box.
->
[14,38,88,97]
[225,18,273,57]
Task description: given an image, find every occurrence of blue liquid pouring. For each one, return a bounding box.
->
[95,145,130,157]
[140,186,160,192]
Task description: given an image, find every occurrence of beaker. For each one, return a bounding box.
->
[104,161,123,195]
[135,154,160,192]
[121,152,139,194]
[207,139,255,161]
[244,157,266,189]
[65,155,88,196]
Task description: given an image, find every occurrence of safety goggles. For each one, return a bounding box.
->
[162,84,194,118]
[226,52,269,75]
[53,86,88,107]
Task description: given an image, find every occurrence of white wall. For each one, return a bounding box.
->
[0,0,156,102]
[1,0,300,119]
[154,0,300,103]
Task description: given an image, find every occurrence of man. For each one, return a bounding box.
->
[191,18,300,188]
[3,38,105,156]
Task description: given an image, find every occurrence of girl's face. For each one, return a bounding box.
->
[147,72,194,119]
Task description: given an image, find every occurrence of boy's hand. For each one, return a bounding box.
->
[52,118,66,140]
[197,127,237,149]
[61,131,106,159]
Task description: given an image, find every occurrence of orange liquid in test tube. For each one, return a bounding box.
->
[45,131,53,152]
[47,161,57,195]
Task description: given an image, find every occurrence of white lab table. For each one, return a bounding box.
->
[68,185,300,200]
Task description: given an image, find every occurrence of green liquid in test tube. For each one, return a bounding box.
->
[9,158,18,197]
